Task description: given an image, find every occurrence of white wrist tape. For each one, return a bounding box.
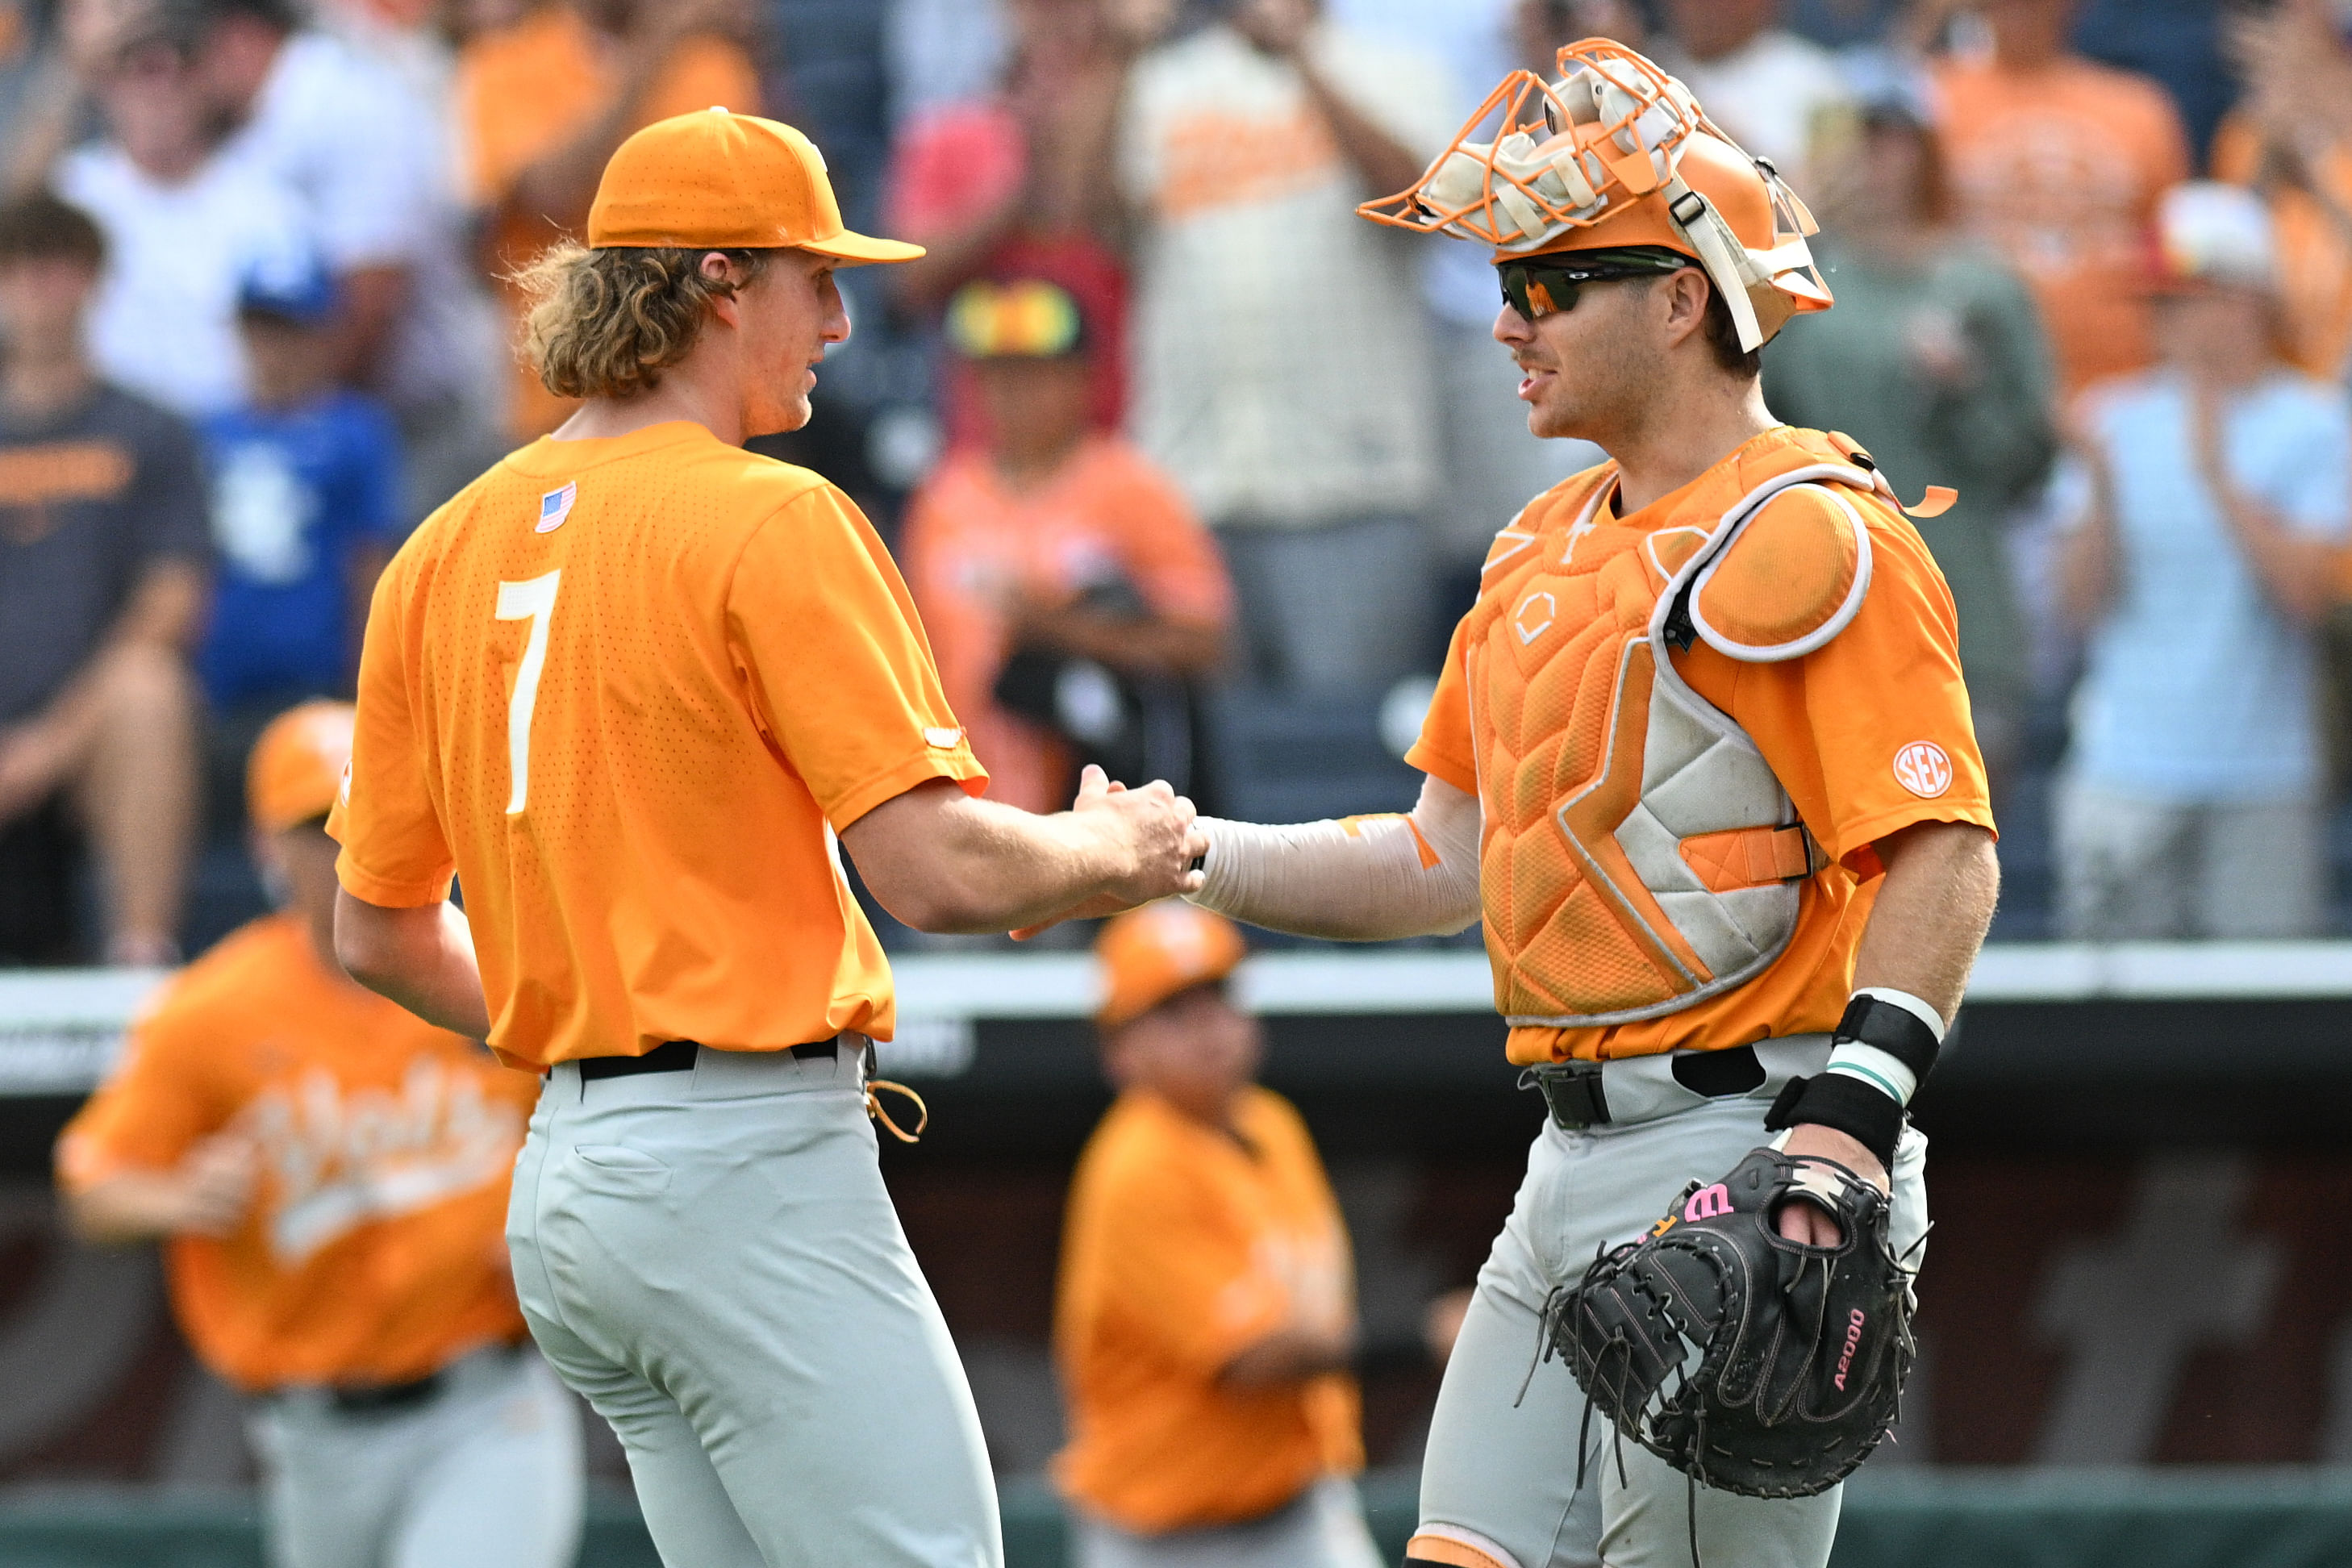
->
[1824,986,1945,1107]
[1187,774,1482,940]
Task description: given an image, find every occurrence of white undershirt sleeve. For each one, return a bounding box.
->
[1186,774,1482,940]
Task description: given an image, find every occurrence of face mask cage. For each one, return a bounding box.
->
[1358,40,1701,249]
[1357,37,1836,351]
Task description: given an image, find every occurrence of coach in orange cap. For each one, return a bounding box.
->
[1054,903,1380,1568]
[58,702,578,1568]
[328,109,1204,1566]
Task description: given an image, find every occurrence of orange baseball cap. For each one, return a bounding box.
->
[248,700,356,833]
[1095,902,1247,1030]
[586,107,924,264]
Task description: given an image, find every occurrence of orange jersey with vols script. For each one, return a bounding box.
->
[1407,428,1995,1065]
[56,915,534,1391]
[1054,1087,1362,1533]
[330,422,985,1068]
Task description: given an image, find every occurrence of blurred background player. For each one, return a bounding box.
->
[53,699,581,1568]
[0,188,206,966]
[2054,181,2352,940]
[901,267,1230,818]
[1054,902,1378,1568]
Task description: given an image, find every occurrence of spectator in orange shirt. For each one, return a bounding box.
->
[452,0,760,437]
[901,269,1229,815]
[1930,0,2191,396]
[55,700,580,1568]
[1055,902,1379,1568]
[2214,0,2352,382]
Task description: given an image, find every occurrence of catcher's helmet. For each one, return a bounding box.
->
[1359,39,1832,352]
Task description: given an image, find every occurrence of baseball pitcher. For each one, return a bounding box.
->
[324,109,1203,1568]
[1077,41,2004,1568]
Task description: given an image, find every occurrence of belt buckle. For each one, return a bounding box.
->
[1524,1061,1609,1130]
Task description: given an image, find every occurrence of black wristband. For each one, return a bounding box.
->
[1833,994,1941,1085]
[1764,1073,1903,1171]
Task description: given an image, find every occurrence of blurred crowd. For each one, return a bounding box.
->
[2,0,2350,965]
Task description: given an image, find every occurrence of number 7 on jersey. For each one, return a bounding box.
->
[496,571,561,814]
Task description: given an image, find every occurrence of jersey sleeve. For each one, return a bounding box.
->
[54,998,234,1191]
[1718,498,1996,873]
[728,485,987,830]
[1082,1161,1291,1378]
[331,557,457,906]
[1405,613,1478,796]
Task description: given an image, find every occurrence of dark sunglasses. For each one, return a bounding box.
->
[1498,256,1685,322]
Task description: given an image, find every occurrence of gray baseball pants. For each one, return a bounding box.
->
[246,1342,582,1568]
[1071,1476,1385,1568]
[507,1041,1000,1568]
[1414,1040,1929,1568]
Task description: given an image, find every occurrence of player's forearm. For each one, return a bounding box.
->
[65,1173,203,1245]
[335,891,493,1037]
[1220,1321,1357,1388]
[880,796,1138,933]
[1849,821,2000,1025]
[1191,773,1481,940]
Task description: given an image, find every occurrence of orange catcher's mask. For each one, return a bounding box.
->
[248,699,356,833]
[1095,902,1246,1031]
[1358,39,1832,352]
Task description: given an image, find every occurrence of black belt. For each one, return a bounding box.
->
[1524,1043,1767,1131]
[574,1036,839,1081]
[320,1340,527,1414]
[327,1372,444,1415]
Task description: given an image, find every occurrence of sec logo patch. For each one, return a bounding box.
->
[1892,740,1952,799]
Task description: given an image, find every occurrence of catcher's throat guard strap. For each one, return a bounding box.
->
[1765,1071,1903,1170]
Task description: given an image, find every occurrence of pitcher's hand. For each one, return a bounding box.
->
[1013,767,1207,938]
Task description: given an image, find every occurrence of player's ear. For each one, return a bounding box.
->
[1661,269,1712,350]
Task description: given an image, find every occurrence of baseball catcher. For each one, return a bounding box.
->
[1023,36,2003,1568]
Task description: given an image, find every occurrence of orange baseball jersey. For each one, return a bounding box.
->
[329,421,985,1069]
[1408,428,1995,1066]
[55,915,535,1391]
[901,436,1232,814]
[1054,1086,1362,1534]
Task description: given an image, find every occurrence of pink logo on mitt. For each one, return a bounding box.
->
[1833,1308,1866,1390]
[1684,1183,1732,1223]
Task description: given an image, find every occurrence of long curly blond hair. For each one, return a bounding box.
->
[515,244,772,400]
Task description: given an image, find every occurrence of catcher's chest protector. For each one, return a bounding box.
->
[1464,430,1887,1029]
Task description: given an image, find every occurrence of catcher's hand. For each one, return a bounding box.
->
[1545,1148,1914,1500]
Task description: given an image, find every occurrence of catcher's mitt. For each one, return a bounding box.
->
[1544,1148,1914,1502]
